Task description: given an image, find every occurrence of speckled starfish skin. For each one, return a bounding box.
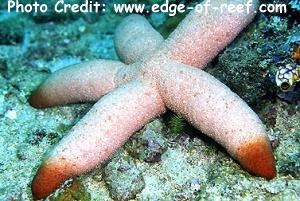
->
[30,0,276,199]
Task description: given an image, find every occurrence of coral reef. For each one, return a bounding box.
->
[207,10,300,105]
[29,0,278,198]
[0,0,299,200]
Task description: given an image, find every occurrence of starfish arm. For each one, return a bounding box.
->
[157,60,276,179]
[29,60,125,108]
[31,80,165,199]
[115,14,164,64]
[158,0,259,68]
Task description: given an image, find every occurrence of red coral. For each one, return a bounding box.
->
[292,46,300,60]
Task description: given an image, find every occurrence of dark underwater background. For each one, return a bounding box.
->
[0,0,299,200]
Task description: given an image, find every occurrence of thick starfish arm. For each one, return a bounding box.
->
[29,60,125,108]
[159,0,259,67]
[114,14,164,64]
[157,60,276,179]
[31,80,165,199]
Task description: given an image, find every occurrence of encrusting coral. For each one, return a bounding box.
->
[29,0,276,199]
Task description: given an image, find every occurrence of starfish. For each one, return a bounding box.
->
[29,0,276,199]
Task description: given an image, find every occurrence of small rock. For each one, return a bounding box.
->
[125,120,167,163]
[189,178,201,192]
[103,154,145,201]
[4,110,17,120]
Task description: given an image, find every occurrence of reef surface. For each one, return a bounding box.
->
[0,0,299,200]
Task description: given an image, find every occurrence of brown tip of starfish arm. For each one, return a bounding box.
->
[29,89,51,108]
[236,137,276,180]
[31,161,72,200]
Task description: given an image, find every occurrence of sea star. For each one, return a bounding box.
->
[29,0,276,199]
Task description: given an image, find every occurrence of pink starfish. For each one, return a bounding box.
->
[29,0,276,199]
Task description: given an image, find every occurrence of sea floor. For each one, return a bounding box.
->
[0,3,300,201]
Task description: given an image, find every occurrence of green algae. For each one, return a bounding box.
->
[168,113,186,135]
[56,123,72,134]
[49,179,91,201]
